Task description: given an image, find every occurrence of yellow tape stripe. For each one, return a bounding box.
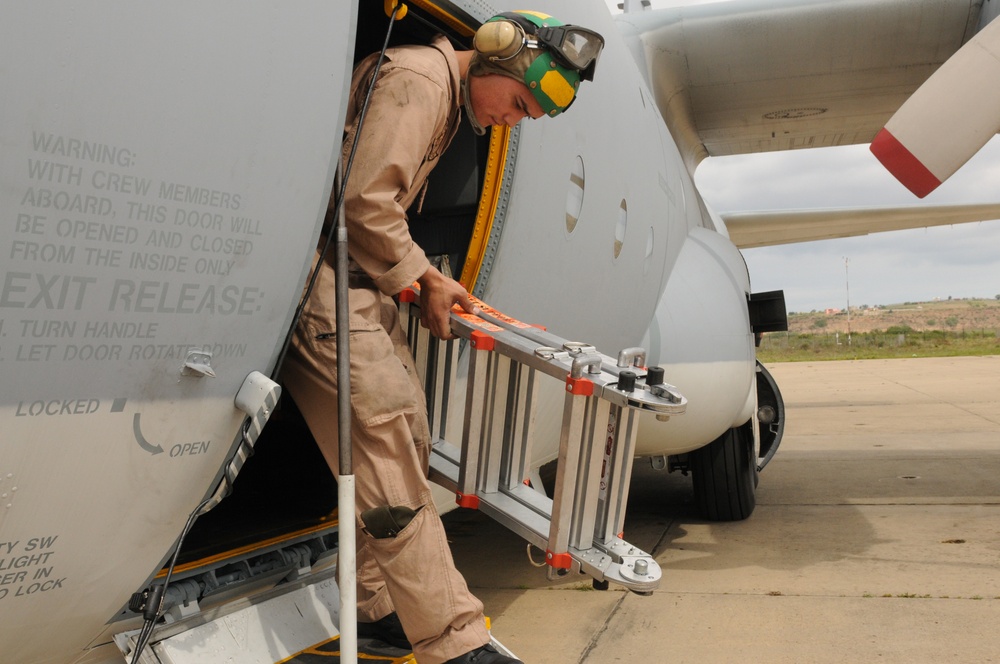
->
[459,126,510,289]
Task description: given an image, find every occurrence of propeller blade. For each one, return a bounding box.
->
[870,18,1000,198]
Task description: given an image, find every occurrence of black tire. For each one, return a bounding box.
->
[690,420,757,521]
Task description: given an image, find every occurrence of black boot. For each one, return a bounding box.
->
[444,643,524,663]
[356,612,412,650]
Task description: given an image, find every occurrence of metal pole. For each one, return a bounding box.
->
[332,7,404,661]
[334,199,357,663]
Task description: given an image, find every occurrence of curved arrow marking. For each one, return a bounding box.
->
[133,413,164,455]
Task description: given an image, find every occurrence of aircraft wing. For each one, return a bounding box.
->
[618,0,1000,247]
[721,203,1000,249]
[618,0,993,169]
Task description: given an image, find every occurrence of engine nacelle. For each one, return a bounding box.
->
[637,227,757,456]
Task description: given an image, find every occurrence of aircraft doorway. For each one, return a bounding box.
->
[154,0,498,612]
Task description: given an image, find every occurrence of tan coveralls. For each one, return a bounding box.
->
[281,35,491,664]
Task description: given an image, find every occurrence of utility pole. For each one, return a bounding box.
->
[845,257,852,346]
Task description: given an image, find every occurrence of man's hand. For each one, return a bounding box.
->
[416,265,479,339]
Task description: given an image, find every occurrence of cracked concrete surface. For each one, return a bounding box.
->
[443,356,1000,663]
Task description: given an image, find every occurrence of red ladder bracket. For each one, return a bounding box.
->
[545,549,572,570]
[470,329,495,351]
[565,375,594,396]
[456,492,480,509]
[398,286,417,303]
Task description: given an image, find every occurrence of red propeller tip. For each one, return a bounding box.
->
[870,128,942,199]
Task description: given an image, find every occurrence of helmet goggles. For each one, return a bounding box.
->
[481,12,604,82]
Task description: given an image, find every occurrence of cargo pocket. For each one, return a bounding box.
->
[349,326,421,428]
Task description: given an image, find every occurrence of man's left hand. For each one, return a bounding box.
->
[416,265,479,340]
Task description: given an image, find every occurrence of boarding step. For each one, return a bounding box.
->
[398,286,686,593]
[116,570,517,664]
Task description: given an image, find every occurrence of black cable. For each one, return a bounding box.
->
[127,6,406,661]
[130,493,213,664]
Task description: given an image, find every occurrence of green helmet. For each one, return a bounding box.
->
[470,10,604,118]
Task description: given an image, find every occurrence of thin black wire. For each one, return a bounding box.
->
[129,491,215,663]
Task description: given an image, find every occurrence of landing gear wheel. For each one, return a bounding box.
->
[690,420,757,521]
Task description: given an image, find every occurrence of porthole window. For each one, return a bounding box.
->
[565,155,585,233]
[644,226,654,274]
[614,199,627,259]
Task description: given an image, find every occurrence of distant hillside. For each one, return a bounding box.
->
[759,298,1000,361]
[786,298,1000,335]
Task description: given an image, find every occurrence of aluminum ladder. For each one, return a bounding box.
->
[398,286,687,593]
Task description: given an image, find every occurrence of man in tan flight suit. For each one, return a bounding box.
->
[282,11,603,664]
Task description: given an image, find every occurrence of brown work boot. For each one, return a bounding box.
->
[356,612,411,650]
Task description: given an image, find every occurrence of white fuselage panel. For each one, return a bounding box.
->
[0,3,356,662]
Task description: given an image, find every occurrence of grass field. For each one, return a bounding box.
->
[757,298,1000,362]
[757,329,1000,362]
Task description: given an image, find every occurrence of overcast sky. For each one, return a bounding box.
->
[696,140,1000,313]
[606,0,1000,313]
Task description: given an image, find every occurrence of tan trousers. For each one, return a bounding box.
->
[281,253,489,664]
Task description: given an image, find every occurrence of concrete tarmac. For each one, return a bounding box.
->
[443,356,1000,663]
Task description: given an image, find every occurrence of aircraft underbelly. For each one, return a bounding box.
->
[0,2,356,662]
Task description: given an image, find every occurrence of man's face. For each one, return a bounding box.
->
[468,73,545,128]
